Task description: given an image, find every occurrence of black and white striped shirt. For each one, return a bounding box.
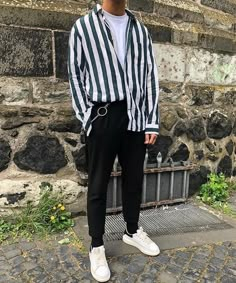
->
[68,3,159,136]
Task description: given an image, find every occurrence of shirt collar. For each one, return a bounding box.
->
[93,3,136,21]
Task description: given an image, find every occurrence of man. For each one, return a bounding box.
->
[68,0,160,281]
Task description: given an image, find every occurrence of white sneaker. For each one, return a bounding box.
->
[122,227,160,256]
[89,245,111,282]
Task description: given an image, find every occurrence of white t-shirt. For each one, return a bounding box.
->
[103,9,129,68]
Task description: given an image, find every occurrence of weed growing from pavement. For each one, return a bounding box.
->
[0,182,75,244]
[197,173,236,218]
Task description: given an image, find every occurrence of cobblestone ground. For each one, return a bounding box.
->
[0,238,236,283]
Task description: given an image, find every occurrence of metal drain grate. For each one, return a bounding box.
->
[104,203,233,241]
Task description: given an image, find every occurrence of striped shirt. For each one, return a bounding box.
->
[68,3,160,136]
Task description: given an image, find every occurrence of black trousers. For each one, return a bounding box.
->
[86,100,146,238]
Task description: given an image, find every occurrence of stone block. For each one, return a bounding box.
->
[0,78,30,105]
[32,79,70,104]
[186,47,236,85]
[129,0,154,13]
[0,139,11,172]
[0,179,86,208]
[207,111,232,139]
[147,25,172,43]
[199,34,236,53]
[55,31,70,80]
[172,31,198,46]
[13,135,67,174]
[154,44,186,83]
[0,6,80,31]
[171,143,190,162]
[0,26,53,76]
[154,2,203,23]
[201,0,236,16]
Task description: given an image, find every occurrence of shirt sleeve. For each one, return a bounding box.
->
[68,23,93,134]
[145,31,160,135]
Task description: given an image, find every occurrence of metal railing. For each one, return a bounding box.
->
[106,150,196,213]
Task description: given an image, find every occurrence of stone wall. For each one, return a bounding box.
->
[0,0,235,213]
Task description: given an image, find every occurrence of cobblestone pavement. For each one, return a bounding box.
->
[0,238,236,283]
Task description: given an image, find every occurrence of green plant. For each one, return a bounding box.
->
[197,173,229,204]
[0,183,74,243]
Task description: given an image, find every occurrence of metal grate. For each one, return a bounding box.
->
[104,203,233,241]
[106,153,195,213]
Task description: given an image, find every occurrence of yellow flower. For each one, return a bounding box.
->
[58,204,62,208]
[60,206,65,211]
[50,216,55,221]
[53,206,57,210]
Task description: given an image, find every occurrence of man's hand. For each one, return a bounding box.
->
[144,134,158,145]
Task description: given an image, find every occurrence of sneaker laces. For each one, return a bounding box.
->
[136,227,153,244]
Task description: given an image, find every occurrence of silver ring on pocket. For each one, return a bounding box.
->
[91,103,109,123]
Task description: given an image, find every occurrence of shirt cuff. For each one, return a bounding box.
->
[145,124,159,135]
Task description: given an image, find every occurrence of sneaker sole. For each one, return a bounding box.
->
[122,235,160,256]
[90,267,110,282]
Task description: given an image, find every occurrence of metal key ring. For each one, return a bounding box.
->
[97,106,108,116]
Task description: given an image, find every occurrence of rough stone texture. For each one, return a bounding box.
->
[0,229,235,282]
[0,26,53,76]
[146,25,172,43]
[226,140,234,156]
[0,77,30,105]
[171,143,190,162]
[194,150,204,161]
[32,79,70,104]
[13,136,68,174]
[161,111,178,131]
[174,120,187,137]
[72,146,87,173]
[199,34,236,53]
[217,155,232,177]
[0,6,80,30]
[0,180,86,208]
[0,139,11,172]
[154,1,203,24]
[1,117,40,130]
[129,0,154,13]
[207,111,232,139]
[48,119,82,133]
[189,166,210,196]
[148,136,173,163]
[55,31,70,80]
[190,87,214,106]
[187,117,206,142]
[201,0,236,16]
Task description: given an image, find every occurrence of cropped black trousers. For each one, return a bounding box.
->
[86,100,146,238]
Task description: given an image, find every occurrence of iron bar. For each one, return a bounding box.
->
[112,156,118,208]
[142,149,148,204]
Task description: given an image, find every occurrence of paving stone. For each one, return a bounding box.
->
[127,260,146,274]
[153,253,170,265]
[202,270,218,281]
[188,259,206,270]
[183,269,202,281]
[220,275,236,283]
[19,241,36,251]
[208,257,225,268]
[9,255,25,267]
[4,249,22,259]
[228,248,236,258]
[212,245,229,258]
[145,262,163,275]
[174,250,193,260]
[170,256,190,267]
[137,273,157,283]
[9,262,26,276]
[191,253,209,262]
[165,264,183,276]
